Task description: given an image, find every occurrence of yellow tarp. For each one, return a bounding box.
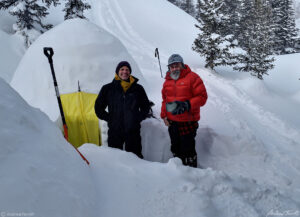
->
[61,92,101,148]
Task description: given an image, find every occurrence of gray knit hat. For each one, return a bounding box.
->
[168,54,184,66]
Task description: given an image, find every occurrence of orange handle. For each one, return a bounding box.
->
[63,124,89,165]
[63,124,68,140]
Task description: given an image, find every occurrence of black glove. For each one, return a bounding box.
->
[168,100,190,115]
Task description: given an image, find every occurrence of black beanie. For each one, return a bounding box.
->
[115,61,132,74]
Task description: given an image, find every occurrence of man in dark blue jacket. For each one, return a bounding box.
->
[95,61,151,158]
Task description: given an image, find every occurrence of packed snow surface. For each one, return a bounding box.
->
[81,144,300,217]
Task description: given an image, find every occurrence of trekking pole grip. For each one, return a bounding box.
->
[155,48,158,57]
[154,48,163,78]
[43,47,54,61]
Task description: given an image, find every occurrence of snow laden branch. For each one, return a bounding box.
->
[63,0,91,20]
[0,0,58,47]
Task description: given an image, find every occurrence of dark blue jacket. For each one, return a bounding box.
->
[95,77,151,133]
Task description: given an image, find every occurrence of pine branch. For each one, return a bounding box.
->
[0,0,18,10]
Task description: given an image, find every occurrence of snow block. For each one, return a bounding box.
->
[11,18,145,121]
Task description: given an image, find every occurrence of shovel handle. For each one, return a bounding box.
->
[44,47,54,59]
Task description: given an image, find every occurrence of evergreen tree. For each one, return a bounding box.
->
[0,0,56,47]
[192,0,236,70]
[219,0,241,38]
[63,0,91,20]
[234,0,274,80]
[236,0,256,48]
[272,0,298,54]
[43,0,59,7]
[181,0,196,17]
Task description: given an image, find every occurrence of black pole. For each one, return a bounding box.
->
[43,47,68,135]
[78,80,81,92]
[155,48,163,78]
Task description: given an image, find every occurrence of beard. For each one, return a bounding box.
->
[170,70,180,80]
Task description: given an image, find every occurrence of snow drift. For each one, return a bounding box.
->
[80,144,300,217]
[0,78,97,217]
[1,75,299,217]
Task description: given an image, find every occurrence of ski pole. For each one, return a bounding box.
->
[155,48,163,78]
[43,47,90,165]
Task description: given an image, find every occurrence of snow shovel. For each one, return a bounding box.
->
[43,47,90,165]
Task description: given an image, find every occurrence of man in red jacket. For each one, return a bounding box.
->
[161,54,208,167]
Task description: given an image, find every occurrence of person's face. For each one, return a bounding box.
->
[169,62,183,73]
[118,66,130,80]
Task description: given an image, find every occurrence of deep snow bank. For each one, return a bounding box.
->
[81,144,300,217]
[196,68,300,190]
[264,53,300,95]
[0,78,97,217]
[11,18,146,121]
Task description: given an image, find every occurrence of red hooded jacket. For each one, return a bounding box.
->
[161,64,207,122]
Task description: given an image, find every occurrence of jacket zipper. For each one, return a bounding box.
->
[174,77,194,121]
[174,80,177,100]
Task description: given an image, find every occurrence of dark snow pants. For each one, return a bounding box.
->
[107,128,143,159]
[168,123,197,167]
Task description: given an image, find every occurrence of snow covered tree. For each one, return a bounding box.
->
[0,0,57,47]
[236,0,256,48]
[63,0,91,20]
[272,0,299,54]
[192,0,237,70]
[218,0,241,38]
[181,0,196,17]
[43,0,59,7]
[234,0,274,80]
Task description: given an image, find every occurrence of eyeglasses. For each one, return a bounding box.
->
[169,63,181,69]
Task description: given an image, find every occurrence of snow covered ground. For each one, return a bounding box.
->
[1,0,300,216]
[2,76,299,216]
[81,143,300,217]
[86,0,300,190]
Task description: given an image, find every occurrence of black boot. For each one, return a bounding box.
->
[137,153,144,159]
[183,155,197,168]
